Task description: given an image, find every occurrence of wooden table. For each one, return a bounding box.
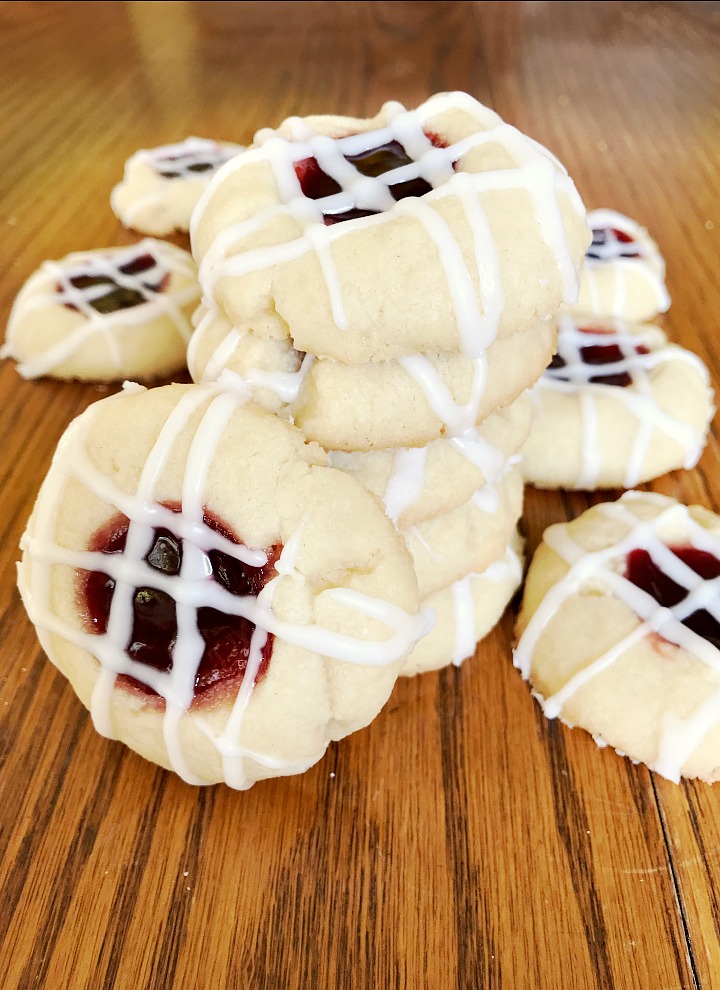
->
[1,2,719,987]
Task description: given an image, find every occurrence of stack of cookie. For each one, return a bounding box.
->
[188,92,590,675]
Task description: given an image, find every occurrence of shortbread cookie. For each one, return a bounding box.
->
[515,492,720,783]
[401,534,523,677]
[192,91,588,362]
[566,209,670,322]
[520,315,713,490]
[405,466,523,600]
[291,319,556,450]
[2,241,200,381]
[18,382,430,789]
[330,392,531,527]
[111,138,244,236]
[188,308,550,450]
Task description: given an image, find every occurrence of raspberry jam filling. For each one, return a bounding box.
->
[156,152,231,179]
[80,509,280,704]
[295,134,447,225]
[64,253,168,315]
[549,326,650,387]
[586,226,641,261]
[625,546,720,650]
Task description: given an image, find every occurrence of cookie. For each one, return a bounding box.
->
[404,466,523,600]
[18,382,430,788]
[111,138,244,236]
[401,534,523,677]
[520,315,713,490]
[290,319,556,451]
[515,492,720,783]
[2,241,200,381]
[192,91,589,363]
[188,310,554,450]
[329,392,531,527]
[566,209,670,322]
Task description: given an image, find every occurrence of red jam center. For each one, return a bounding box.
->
[80,508,280,704]
[587,226,641,261]
[295,133,447,225]
[156,151,231,179]
[549,326,650,387]
[64,253,168,315]
[625,546,720,650]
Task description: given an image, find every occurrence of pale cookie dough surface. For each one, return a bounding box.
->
[515,491,720,783]
[291,319,556,451]
[401,534,523,677]
[330,392,531,528]
[520,315,713,490]
[192,91,588,362]
[111,137,244,236]
[405,466,523,600]
[565,208,670,322]
[18,383,429,789]
[2,240,200,381]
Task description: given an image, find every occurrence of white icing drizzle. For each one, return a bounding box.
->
[20,381,431,788]
[4,240,199,379]
[537,314,710,487]
[383,447,428,524]
[193,94,583,357]
[450,541,523,666]
[579,208,670,318]
[398,353,488,438]
[514,493,720,782]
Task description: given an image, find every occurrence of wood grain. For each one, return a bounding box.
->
[1,2,719,988]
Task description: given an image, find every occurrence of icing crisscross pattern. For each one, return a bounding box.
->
[535,314,708,488]
[19,382,430,788]
[514,493,720,782]
[149,138,241,179]
[194,93,583,356]
[4,240,199,379]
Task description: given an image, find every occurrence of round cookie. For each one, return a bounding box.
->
[566,208,670,322]
[2,241,200,381]
[404,466,523,600]
[329,392,531,527]
[192,91,589,362]
[401,534,523,677]
[18,382,430,789]
[290,319,556,450]
[111,137,244,236]
[515,491,720,783]
[520,315,713,490]
[188,311,554,450]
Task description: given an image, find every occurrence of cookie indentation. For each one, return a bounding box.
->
[625,545,720,650]
[63,252,169,315]
[586,226,642,262]
[80,509,281,703]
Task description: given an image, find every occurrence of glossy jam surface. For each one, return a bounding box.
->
[80,509,280,703]
[625,545,720,650]
[587,226,641,261]
[295,134,446,225]
[64,253,167,315]
[549,326,650,387]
